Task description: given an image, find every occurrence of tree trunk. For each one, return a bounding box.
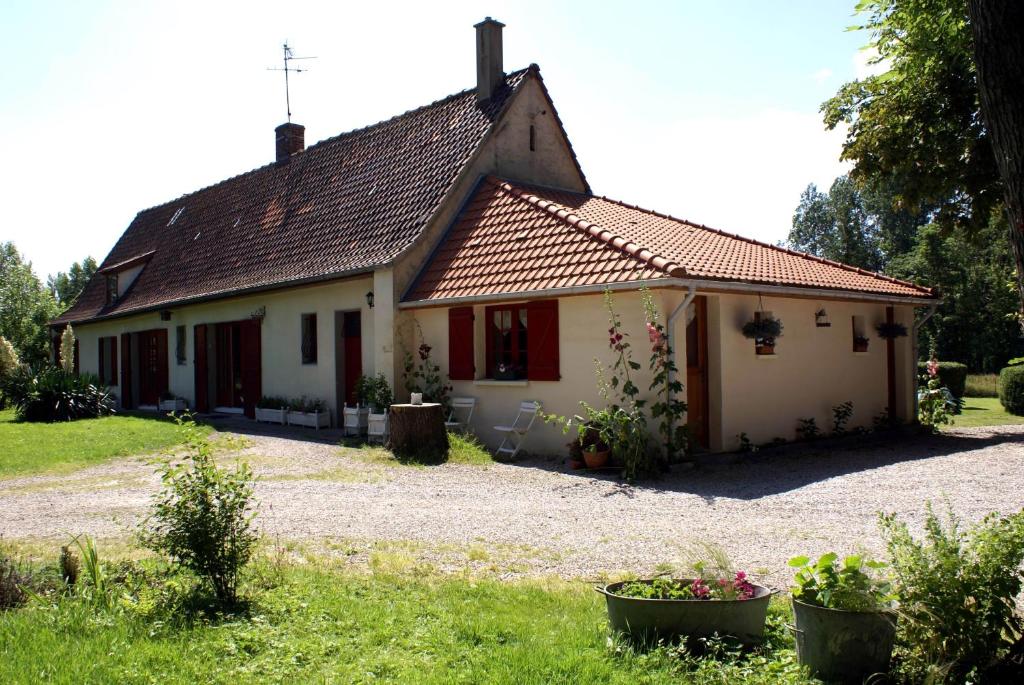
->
[968,0,1024,332]
[387,403,449,463]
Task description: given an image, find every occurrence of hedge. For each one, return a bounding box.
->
[918,361,968,398]
[998,366,1024,416]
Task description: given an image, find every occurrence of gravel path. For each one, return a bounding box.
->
[2,420,1022,585]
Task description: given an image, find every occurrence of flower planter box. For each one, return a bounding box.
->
[287,410,330,430]
[255,407,287,425]
[367,410,388,442]
[791,599,896,683]
[158,398,188,412]
[343,406,369,436]
[755,342,776,356]
[597,579,772,645]
[853,341,870,353]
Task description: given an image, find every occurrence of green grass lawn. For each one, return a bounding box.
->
[0,563,810,685]
[0,409,204,477]
[948,397,1024,429]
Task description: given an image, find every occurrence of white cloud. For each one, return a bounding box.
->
[812,67,833,84]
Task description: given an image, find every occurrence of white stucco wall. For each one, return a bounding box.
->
[410,289,919,456]
[74,277,375,420]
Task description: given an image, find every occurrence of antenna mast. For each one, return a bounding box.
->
[267,42,316,122]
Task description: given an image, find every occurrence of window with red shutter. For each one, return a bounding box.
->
[526,299,559,381]
[448,307,475,380]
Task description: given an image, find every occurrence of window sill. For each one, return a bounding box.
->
[755,354,778,360]
[473,379,529,387]
[852,351,871,356]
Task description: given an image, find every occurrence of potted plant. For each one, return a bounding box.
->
[365,373,392,443]
[875,321,908,339]
[158,392,187,412]
[741,315,783,355]
[255,396,288,424]
[287,396,330,429]
[574,406,613,469]
[493,362,519,381]
[853,335,870,352]
[597,566,772,646]
[566,440,586,470]
[343,376,372,436]
[788,553,897,683]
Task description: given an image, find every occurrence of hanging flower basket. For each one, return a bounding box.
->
[875,322,908,339]
[853,335,870,353]
[742,316,783,355]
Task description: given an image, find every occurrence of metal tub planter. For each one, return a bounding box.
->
[791,599,897,684]
[597,578,773,645]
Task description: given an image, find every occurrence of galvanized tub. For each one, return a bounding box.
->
[597,579,773,645]
[791,599,897,684]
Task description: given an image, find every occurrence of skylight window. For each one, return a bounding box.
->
[168,207,185,226]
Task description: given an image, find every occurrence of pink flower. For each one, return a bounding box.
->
[927,358,939,378]
[735,571,746,581]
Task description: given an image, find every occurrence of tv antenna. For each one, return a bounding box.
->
[267,42,316,122]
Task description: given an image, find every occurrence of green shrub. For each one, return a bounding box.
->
[0,552,31,609]
[916,361,967,397]
[878,503,1024,683]
[141,417,258,605]
[1,365,114,422]
[997,365,1024,416]
[788,553,892,611]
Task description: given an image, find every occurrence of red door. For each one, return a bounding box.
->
[239,320,261,419]
[120,333,132,408]
[194,324,209,412]
[138,329,168,406]
[343,312,362,405]
[686,297,710,449]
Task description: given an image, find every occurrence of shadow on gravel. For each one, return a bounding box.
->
[200,415,346,445]
[509,427,1024,501]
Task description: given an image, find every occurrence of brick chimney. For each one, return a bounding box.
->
[275,122,305,163]
[474,17,505,102]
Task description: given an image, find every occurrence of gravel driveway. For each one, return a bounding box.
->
[2,420,1022,585]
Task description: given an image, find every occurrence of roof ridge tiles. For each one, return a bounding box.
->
[591,190,933,296]
[491,178,687,278]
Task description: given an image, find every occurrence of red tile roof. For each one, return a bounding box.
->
[57,67,566,324]
[403,177,936,303]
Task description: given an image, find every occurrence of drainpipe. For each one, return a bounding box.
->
[912,303,939,422]
[666,284,697,452]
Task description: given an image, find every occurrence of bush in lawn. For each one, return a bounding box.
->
[997,365,1024,416]
[916,361,967,398]
[878,503,1024,683]
[2,365,114,422]
[141,416,258,605]
[0,336,19,409]
[0,552,32,609]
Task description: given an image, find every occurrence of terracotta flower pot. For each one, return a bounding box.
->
[568,458,586,470]
[755,342,775,355]
[583,449,610,469]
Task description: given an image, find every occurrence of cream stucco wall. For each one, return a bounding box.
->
[74,277,375,421]
[410,289,919,456]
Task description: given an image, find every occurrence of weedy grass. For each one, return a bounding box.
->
[343,431,494,467]
[964,374,999,398]
[0,558,814,684]
[944,397,1024,429]
[0,409,211,477]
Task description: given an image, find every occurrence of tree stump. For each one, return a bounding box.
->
[386,403,449,463]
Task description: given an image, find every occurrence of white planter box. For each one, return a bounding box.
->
[287,410,331,430]
[367,411,388,442]
[343,406,369,436]
[255,407,287,424]
[158,398,188,412]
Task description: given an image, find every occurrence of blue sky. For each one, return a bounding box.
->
[0,0,872,280]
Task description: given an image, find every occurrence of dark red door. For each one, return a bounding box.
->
[138,329,168,406]
[194,324,209,412]
[239,320,261,419]
[343,312,362,405]
[120,333,132,408]
[686,296,710,449]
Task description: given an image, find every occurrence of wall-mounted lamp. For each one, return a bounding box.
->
[159,310,172,321]
[249,305,266,323]
[366,291,375,309]
[815,308,831,327]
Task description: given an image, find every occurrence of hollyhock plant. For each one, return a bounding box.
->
[641,288,688,464]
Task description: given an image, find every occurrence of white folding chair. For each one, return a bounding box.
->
[494,400,540,460]
[445,397,477,432]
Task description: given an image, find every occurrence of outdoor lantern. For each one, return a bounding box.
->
[366,291,375,309]
[815,308,830,327]
[159,310,172,321]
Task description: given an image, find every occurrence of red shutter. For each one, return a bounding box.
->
[194,325,209,412]
[485,306,496,378]
[155,329,168,397]
[98,340,106,383]
[527,299,559,381]
[448,307,475,380]
[120,333,132,408]
[110,338,118,385]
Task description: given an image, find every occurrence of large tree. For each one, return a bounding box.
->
[822,0,1024,322]
[0,242,59,365]
[47,256,97,310]
[967,0,1024,329]
[788,175,883,271]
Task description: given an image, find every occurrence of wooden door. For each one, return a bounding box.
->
[239,320,261,419]
[686,296,710,449]
[138,329,168,405]
[120,333,132,408]
[343,312,362,406]
[194,325,209,412]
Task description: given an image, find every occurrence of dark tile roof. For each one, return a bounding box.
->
[403,177,936,303]
[56,68,544,324]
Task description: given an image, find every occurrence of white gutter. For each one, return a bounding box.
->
[666,284,697,452]
[399,277,939,309]
[912,302,940,422]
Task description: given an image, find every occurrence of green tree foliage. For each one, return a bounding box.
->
[788,176,882,270]
[47,256,97,310]
[0,242,59,366]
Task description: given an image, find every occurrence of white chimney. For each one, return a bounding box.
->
[475,17,505,102]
